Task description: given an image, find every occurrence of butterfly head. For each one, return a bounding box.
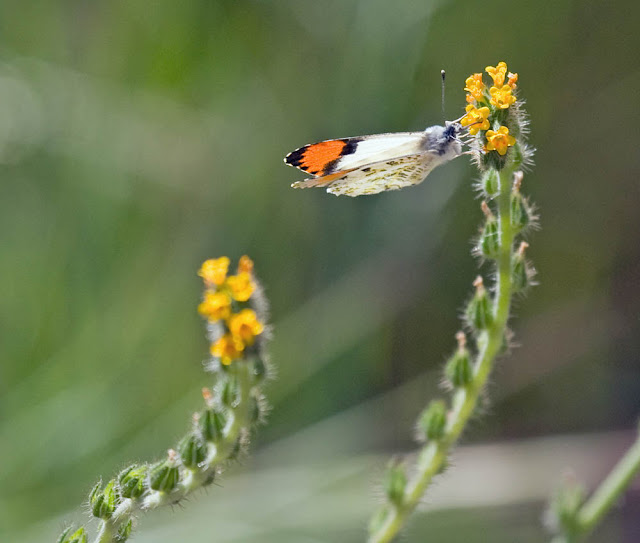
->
[443,120,462,141]
[425,122,462,158]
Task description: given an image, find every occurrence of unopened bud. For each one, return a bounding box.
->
[118,465,148,499]
[252,357,267,383]
[481,169,500,197]
[511,242,532,292]
[368,506,390,535]
[115,519,133,543]
[479,203,499,258]
[250,395,261,424]
[90,479,120,520]
[418,400,447,441]
[221,377,239,407]
[57,527,87,543]
[149,450,180,493]
[445,332,473,387]
[546,474,585,538]
[199,408,226,442]
[466,276,494,330]
[178,433,207,468]
[385,460,407,507]
[510,190,530,231]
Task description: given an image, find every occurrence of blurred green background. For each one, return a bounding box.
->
[2,1,640,541]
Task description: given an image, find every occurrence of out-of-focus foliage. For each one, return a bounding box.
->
[1,1,639,542]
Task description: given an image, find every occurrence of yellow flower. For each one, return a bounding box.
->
[485,126,516,156]
[226,272,254,302]
[237,255,254,275]
[507,71,518,89]
[460,104,491,135]
[486,62,508,87]
[229,309,264,346]
[198,291,231,321]
[489,85,516,109]
[464,73,485,103]
[198,257,230,287]
[211,333,245,365]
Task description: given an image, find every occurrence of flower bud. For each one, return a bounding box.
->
[466,276,493,330]
[116,519,133,543]
[227,437,243,462]
[479,216,500,259]
[445,332,473,387]
[509,141,525,169]
[510,185,530,232]
[481,169,499,197]
[90,479,120,520]
[221,377,239,407]
[149,450,180,493]
[252,357,267,383]
[546,476,585,538]
[368,506,390,535]
[418,400,447,441]
[511,242,532,292]
[118,465,148,499]
[178,433,207,468]
[250,395,261,424]
[384,461,407,507]
[199,408,226,442]
[57,527,87,543]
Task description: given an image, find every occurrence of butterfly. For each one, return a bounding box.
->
[284,121,463,197]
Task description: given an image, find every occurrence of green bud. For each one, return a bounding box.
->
[221,377,239,407]
[481,169,499,197]
[511,242,531,292]
[200,408,226,442]
[227,437,243,462]
[418,400,447,441]
[510,192,529,232]
[250,395,261,424]
[90,479,119,520]
[466,277,493,330]
[547,478,585,538]
[178,433,207,468]
[509,142,525,170]
[149,451,180,493]
[480,217,500,259]
[384,461,407,507]
[368,506,390,535]
[57,527,87,543]
[445,333,473,387]
[119,465,148,499]
[252,357,267,383]
[115,519,133,543]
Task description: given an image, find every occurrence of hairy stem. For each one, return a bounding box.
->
[369,166,517,543]
[92,362,255,543]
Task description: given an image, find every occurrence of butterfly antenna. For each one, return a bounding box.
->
[441,69,446,122]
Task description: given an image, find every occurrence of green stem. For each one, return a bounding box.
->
[92,362,254,543]
[368,166,517,543]
[574,433,640,540]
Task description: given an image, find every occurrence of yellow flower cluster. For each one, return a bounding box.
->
[461,61,519,156]
[198,256,264,365]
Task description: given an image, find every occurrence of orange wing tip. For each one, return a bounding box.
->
[285,138,360,176]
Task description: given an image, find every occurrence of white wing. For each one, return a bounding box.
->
[332,132,427,171]
[292,152,451,197]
